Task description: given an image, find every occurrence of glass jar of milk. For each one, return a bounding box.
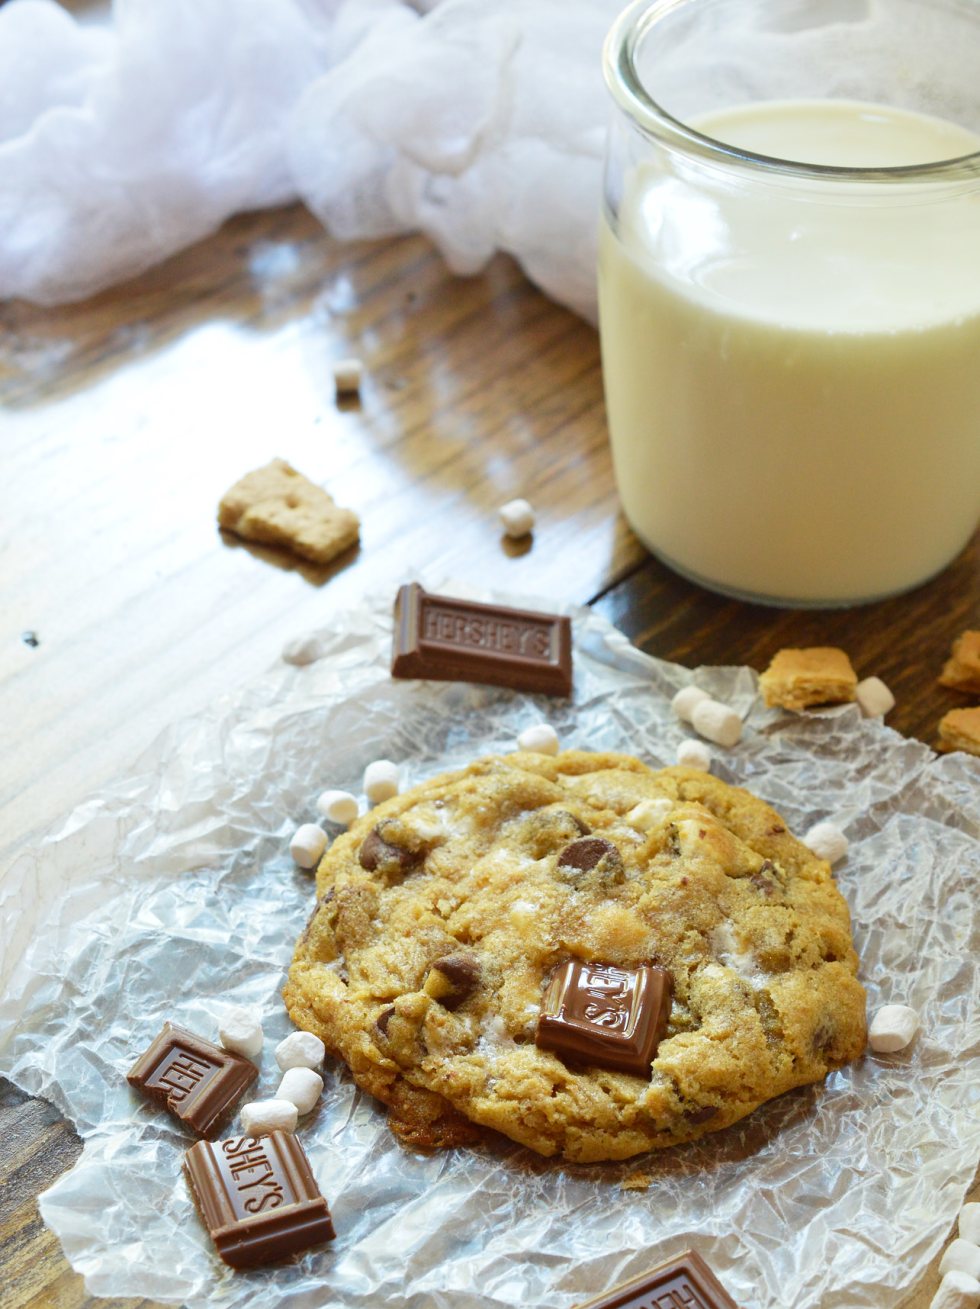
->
[599,0,980,606]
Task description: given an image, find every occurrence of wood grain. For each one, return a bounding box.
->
[0,1079,151,1309]
[0,204,640,872]
[1,194,977,1309]
[594,529,979,746]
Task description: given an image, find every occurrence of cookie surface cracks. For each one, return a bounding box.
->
[284,751,867,1162]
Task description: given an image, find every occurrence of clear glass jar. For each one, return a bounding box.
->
[599,0,980,607]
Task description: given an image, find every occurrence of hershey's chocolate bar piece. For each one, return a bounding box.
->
[536,961,672,1077]
[184,1131,335,1269]
[127,1022,257,1138]
[573,1249,739,1309]
[391,583,573,696]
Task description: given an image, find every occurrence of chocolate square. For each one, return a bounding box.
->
[573,1249,739,1309]
[391,583,573,696]
[535,961,672,1077]
[184,1131,335,1269]
[127,1022,257,1138]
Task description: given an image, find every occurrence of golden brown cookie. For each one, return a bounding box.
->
[284,751,867,1162]
[759,647,858,711]
[938,706,980,757]
[218,459,359,566]
[938,631,980,694]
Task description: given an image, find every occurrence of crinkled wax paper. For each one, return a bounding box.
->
[1,582,978,1309]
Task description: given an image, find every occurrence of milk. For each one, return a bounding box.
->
[598,100,980,604]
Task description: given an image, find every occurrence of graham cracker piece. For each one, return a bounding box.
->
[758,647,858,711]
[937,706,980,757]
[938,631,980,694]
[218,459,359,566]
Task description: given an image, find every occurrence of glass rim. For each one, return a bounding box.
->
[603,0,980,184]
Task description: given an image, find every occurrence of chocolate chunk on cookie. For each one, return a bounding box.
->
[424,954,481,1009]
[536,961,672,1076]
[557,835,624,884]
[359,827,422,877]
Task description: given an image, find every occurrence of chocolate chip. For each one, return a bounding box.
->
[558,836,614,871]
[375,1006,395,1038]
[358,830,387,870]
[425,954,481,1010]
[359,827,422,877]
[523,809,591,859]
[685,1105,718,1125]
[750,859,781,896]
[557,836,624,882]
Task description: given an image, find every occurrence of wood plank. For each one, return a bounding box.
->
[593,531,979,746]
[0,1078,156,1309]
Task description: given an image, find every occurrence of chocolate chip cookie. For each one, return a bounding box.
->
[284,751,866,1162]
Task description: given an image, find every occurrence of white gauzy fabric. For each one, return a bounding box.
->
[289,0,616,320]
[0,0,336,304]
[2,0,976,314]
[0,0,618,314]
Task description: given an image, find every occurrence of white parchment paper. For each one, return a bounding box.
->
[1,584,978,1309]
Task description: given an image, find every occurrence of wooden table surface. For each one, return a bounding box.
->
[1,203,977,1309]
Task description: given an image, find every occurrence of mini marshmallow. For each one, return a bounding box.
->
[931,1272,973,1309]
[961,1206,980,1246]
[690,698,742,748]
[281,634,323,666]
[499,498,535,538]
[803,820,849,865]
[855,676,896,718]
[626,797,673,831]
[517,723,559,756]
[671,686,711,723]
[277,1066,324,1116]
[218,1008,263,1060]
[289,823,328,870]
[316,789,359,826]
[240,1099,298,1136]
[868,1004,920,1053]
[676,738,712,771]
[930,1271,980,1309]
[332,357,363,396]
[364,759,400,804]
[940,1242,980,1283]
[275,1030,326,1072]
